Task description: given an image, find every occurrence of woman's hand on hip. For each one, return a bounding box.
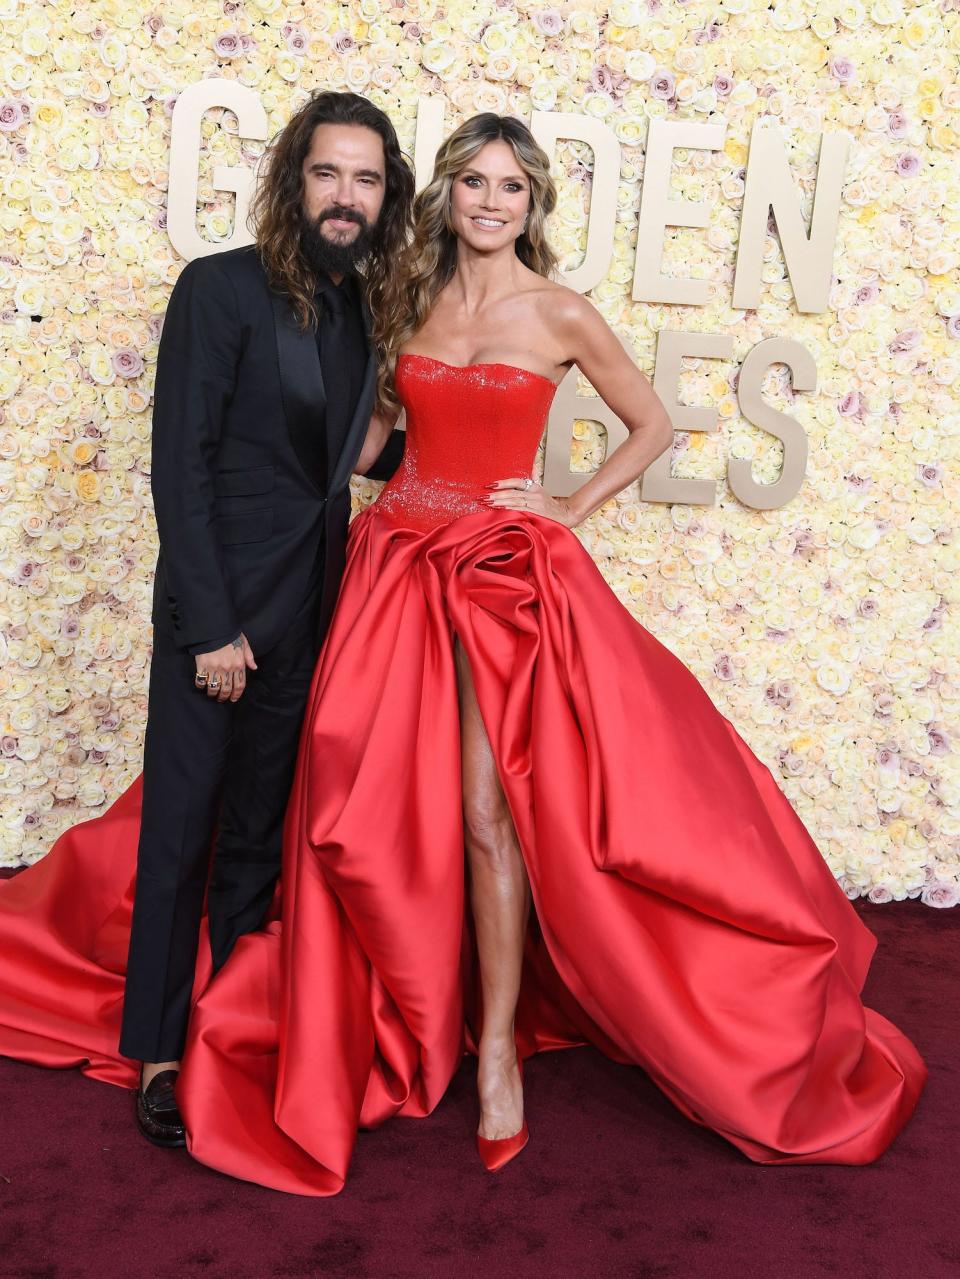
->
[486,478,578,528]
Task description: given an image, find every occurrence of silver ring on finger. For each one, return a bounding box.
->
[522,476,533,490]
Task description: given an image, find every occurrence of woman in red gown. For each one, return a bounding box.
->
[0,115,925,1194]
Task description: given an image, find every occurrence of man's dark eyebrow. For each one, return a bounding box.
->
[307,163,384,180]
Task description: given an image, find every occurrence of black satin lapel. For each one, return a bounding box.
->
[271,291,327,495]
[327,352,377,494]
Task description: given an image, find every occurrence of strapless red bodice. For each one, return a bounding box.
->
[375,355,557,531]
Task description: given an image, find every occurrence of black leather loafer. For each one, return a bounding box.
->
[135,1069,186,1148]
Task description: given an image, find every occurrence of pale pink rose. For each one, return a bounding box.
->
[887,110,909,137]
[23,812,41,830]
[112,347,144,378]
[0,99,24,131]
[867,885,893,904]
[60,618,80,638]
[896,151,921,178]
[829,57,856,83]
[591,65,626,98]
[889,328,921,353]
[213,30,242,59]
[15,561,36,585]
[793,530,816,559]
[404,23,422,40]
[765,681,794,708]
[144,14,162,36]
[917,462,942,489]
[90,101,110,117]
[946,315,960,339]
[838,390,861,416]
[903,759,924,777]
[332,30,355,54]
[533,8,564,36]
[876,748,899,771]
[858,596,879,618]
[713,654,735,681]
[921,881,960,908]
[872,689,894,718]
[1,736,17,756]
[285,26,309,54]
[927,724,951,755]
[650,69,675,100]
[779,750,805,776]
[855,282,879,304]
[713,74,734,96]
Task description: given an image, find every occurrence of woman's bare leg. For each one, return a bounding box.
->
[455,639,530,1140]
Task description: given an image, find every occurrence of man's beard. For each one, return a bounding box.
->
[299,206,376,278]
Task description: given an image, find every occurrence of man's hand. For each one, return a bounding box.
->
[194,633,258,703]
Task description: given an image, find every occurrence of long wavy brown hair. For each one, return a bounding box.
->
[251,91,415,404]
[374,114,559,416]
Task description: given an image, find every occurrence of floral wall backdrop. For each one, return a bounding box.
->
[0,0,958,905]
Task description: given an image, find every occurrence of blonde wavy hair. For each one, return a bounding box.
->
[373,114,559,417]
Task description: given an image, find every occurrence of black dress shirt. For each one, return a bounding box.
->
[188,271,368,658]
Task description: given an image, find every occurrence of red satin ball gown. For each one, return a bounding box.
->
[0,354,926,1194]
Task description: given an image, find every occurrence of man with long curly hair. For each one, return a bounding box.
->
[120,91,414,1147]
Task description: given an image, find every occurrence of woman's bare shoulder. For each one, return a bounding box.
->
[525,279,600,342]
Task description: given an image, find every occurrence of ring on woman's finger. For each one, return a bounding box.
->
[522,476,533,490]
[194,671,208,688]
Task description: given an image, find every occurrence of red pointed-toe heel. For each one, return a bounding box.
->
[476,1119,529,1172]
[476,1057,528,1172]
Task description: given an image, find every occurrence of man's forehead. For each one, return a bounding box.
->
[305,124,384,166]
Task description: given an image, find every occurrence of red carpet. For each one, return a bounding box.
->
[1,900,956,1279]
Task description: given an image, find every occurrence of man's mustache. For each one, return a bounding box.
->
[317,206,367,229]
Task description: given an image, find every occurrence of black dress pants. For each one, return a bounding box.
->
[119,571,322,1063]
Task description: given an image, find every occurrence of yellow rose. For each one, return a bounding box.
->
[75,471,102,506]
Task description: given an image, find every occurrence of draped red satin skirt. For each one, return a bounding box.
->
[0,507,926,1194]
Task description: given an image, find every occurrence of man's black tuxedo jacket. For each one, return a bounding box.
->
[149,244,403,659]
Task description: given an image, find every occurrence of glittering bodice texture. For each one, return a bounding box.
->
[374,354,557,532]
